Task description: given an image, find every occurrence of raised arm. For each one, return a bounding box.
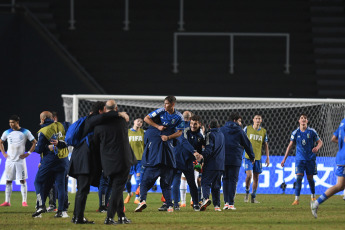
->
[161,129,183,142]
[144,115,166,131]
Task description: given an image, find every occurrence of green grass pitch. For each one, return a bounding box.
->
[0,192,344,229]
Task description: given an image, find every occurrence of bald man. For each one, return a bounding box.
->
[33,111,69,218]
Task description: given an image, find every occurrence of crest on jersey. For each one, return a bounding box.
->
[171,119,176,124]
[307,133,310,138]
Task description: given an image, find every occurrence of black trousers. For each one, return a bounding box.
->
[107,168,130,219]
[73,174,91,219]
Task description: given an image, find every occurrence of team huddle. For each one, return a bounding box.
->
[1,95,345,224]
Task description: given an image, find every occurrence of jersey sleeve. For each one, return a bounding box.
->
[148,108,165,118]
[312,129,320,142]
[243,126,247,133]
[1,131,7,142]
[26,130,35,142]
[334,127,340,137]
[175,117,185,130]
[290,130,297,142]
[264,132,268,143]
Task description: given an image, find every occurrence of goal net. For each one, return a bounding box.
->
[62,95,345,195]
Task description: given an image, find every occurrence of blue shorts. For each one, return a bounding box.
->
[244,158,262,174]
[130,160,142,175]
[295,160,317,175]
[335,166,345,177]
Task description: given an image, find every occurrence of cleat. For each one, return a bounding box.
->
[310,201,318,218]
[104,217,118,225]
[47,205,57,212]
[54,211,63,218]
[134,197,140,204]
[134,201,147,212]
[214,206,221,211]
[118,216,131,224]
[74,217,95,224]
[200,199,211,211]
[311,197,316,201]
[229,205,237,210]
[97,206,107,213]
[158,203,168,211]
[22,202,28,207]
[174,205,180,211]
[180,203,186,207]
[223,203,229,210]
[34,214,42,218]
[193,205,200,211]
[251,197,260,203]
[244,194,249,203]
[62,211,69,218]
[292,200,299,205]
[167,206,174,212]
[161,195,166,202]
[32,206,46,217]
[0,202,11,207]
[124,192,133,204]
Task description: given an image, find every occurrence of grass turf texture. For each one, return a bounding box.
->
[0,192,344,229]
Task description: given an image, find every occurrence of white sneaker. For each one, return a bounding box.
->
[33,214,42,218]
[214,206,221,211]
[244,194,249,203]
[228,205,236,210]
[62,211,69,218]
[223,203,229,210]
[310,201,318,219]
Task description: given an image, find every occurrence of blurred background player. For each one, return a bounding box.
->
[311,117,345,218]
[125,117,145,204]
[0,115,37,207]
[200,119,225,211]
[244,114,270,203]
[282,113,323,205]
[220,113,255,210]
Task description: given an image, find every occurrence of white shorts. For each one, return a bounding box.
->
[5,159,28,181]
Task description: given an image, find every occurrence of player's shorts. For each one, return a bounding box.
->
[295,160,317,175]
[130,160,142,175]
[5,159,28,181]
[244,158,262,174]
[335,166,345,177]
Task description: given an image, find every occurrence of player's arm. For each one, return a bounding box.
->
[312,139,323,153]
[161,129,183,142]
[20,139,37,159]
[144,115,166,131]
[0,139,7,158]
[264,142,270,166]
[331,135,338,143]
[281,141,294,167]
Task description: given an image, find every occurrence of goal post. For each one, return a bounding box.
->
[62,94,345,194]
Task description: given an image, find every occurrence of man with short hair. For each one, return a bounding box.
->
[281,113,323,205]
[0,115,37,207]
[220,113,255,210]
[93,100,136,225]
[135,95,184,212]
[125,118,145,204]
[200,119,225,211]
[244,114,270,204]
[310,117,345,218]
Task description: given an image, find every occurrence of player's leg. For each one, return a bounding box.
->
[244,158,253,202]
[54,169,66,217]
[222,165,230,209]
[311,167,345,218]
[124,172,133,203]
[180,174,187,207]
[293,160,305,205]
[1,160,15,206]
[251,160,262,203]
[1,181,12,206]
[172,170,182,209]
[183,169,199,210]
[229,165,241,209]
[134,161,142,204]
[18,159,28,206]
[210,171,222,211]
[200,170,212,211]
[160,166,174,211]
[306,160,317,201]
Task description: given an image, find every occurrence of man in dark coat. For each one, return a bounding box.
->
[220,113,255,210]
[69,102,128,224]
[93,100,136,225]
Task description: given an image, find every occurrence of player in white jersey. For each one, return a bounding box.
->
[0,115,37,207]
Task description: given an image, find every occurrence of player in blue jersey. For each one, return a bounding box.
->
[135,96,184,212]
[281,113,323,205]
[310,118,345,218]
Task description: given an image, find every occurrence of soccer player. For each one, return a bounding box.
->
[125,117,145,204]
[135,95,184,212]
[244,114,270,203]
[180,115,205,208]
[220,113,255,210]
[200,119,225,211]
[281,113,323,205]
[310,117,345,218]
[0,115,37,207]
